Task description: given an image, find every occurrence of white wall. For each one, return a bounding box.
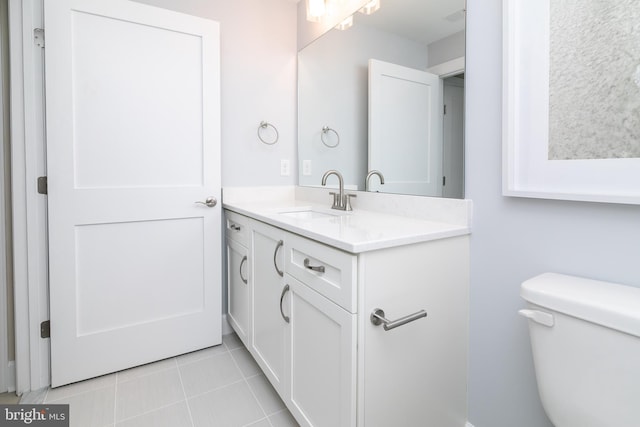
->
[132,0,298,188]
[466,1,640,426]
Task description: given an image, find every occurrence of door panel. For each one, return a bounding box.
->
[46,0,221,386]
[368,59,443,196]
[251,223,288,397]
[227,239,250,344]
[287,275,356,427]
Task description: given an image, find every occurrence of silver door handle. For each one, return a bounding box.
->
[280,284,290,323]
[239,256,248,284]
[274,240,284,277]
[370,308,427,331]
[195,197,217,208]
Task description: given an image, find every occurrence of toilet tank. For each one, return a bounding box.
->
[520,273,640,427]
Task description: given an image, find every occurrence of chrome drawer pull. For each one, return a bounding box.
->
[303,258,325,273]
[280,285,290,323]
[370,308,427,331]
[274,240,284,277]
[230,224,241,231]
[239,256,248,284]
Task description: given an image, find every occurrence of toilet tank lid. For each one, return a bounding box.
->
[521,273,640,338]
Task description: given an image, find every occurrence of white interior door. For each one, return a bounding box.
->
[368,59,443,196]
[45,0,221,387]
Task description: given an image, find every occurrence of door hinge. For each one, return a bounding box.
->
[444,104,447,115]
[34,28,45,48]
[37,176,48,194]
[40,320,50,338]
[442,176,446,186]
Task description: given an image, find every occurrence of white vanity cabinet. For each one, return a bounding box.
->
[249,220,289,398]
[224,207,469,427]
[225,212,250,346]
[283,233,358,427]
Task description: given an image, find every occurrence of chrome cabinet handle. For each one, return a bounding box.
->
[274,240,284,277]
[239,256,248,284]
[279,284,290,323]
[230,224,241,231]
[195,197,217,208]
[303,258,325,273]
[370,308,427,331]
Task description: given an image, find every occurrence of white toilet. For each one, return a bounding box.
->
[519,272,640,427]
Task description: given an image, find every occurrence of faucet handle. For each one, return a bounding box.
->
[343,193,357,211]
[328,192,342,209]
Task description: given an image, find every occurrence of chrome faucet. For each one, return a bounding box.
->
[365,170,385,191]
[321,170,356,211]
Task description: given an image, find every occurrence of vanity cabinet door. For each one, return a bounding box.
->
[286,274,357,427]
[226,238,250,346]
[251,221,289,398]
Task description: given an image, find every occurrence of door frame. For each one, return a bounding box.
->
[0,0,9,393]
[8,0,50,394]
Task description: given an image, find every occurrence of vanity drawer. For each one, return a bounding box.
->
[285,233,357,313]
[225,211,250,246]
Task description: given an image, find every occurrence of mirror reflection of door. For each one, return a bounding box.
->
[368,59,443,197]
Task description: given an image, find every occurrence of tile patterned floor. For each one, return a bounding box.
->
[41,333,299,427]
[0,392,21,404]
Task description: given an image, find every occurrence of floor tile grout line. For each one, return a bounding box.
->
[114,358,186,424]
[175,357,196,427]
[45,384,115,405]
[43,374,117,403]
[176,349,230,368]
[113,372,118,426]
[113,398,190,425]
[228,347,275,427]
[241,415,270,427]
[116,358,179,385]
[183,377,247,402]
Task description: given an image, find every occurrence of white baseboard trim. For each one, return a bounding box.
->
[466,422,476,427]
[7,360,15,392]
[221,314,233,336]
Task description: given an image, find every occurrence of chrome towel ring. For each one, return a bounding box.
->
[321,126,340,148]
[258,121,279,145]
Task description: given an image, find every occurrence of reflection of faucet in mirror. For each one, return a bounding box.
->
[321,169,356,211]
[365,170,385,192]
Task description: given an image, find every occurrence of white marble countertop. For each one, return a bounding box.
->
[223,187,472,254]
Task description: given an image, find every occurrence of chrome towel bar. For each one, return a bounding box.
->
[370,308,427,331]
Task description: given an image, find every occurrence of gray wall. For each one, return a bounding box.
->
[427,30,465,68]
[298,23,428,190]
[466,1,640,426]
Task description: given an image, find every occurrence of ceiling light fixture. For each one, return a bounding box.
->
[358,0,380,15]
[335,15,354,31]
[306,0,326,22]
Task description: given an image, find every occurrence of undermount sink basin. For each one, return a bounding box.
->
[278,209,337,219]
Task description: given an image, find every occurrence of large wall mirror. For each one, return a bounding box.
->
[298,0,466,198]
